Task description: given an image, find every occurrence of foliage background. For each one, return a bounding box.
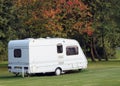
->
[0,0,120,61]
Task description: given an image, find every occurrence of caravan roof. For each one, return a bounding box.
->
[8,38,79,48]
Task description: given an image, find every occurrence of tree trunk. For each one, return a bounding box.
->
[93,37,101,61]
[90,37,96,62]
[103,49,108,61]
[101,28,108,61]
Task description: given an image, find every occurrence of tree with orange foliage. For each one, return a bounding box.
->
[42,0,93,37]
[41,0,97,61]
[14,0,95,61]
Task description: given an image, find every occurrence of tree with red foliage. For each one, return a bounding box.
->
[42,0,96,61]
[42,0,93,37]
[15,0,95,61]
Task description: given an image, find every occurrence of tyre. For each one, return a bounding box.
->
[55,68,62,76]
[13,72,19,76]
[78,69,82,71]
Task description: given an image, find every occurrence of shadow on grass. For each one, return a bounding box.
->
[0,75,22,80]
[0,73,58,79]
[88,59,120,64]
[0,70,87,79]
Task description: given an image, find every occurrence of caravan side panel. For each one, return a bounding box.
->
[28,40,58,73]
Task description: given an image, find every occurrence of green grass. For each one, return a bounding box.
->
[0,61,120,86]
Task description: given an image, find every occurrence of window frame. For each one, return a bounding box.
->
[14,49,22,58]
[57,44,63,54]
[66,46,79,56]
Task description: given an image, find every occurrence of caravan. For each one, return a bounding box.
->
[8,38,87,77]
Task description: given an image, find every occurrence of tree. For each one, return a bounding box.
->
[0,0,17,61]
[1,0,119,62]
[82,0,120,61]
[14,0,93,38]
[14,0,94,60]
[14,0,53,38]
[41,0,93,37]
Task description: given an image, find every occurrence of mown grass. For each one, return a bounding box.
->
[0,60,120,86]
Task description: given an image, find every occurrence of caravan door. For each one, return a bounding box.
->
[57,44,64,65]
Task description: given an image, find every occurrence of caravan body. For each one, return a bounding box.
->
[8,38,87,76]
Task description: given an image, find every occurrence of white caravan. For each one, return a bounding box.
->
[8,38,87,77]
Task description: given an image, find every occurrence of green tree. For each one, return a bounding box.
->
[0,0,17,61]
[14,0,50,38]
[83,0,120,61]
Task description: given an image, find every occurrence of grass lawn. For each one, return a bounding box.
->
[0,61,120,86]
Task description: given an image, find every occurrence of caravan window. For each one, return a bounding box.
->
[66,46,78,56]
[57,44,63,53]
[14,49,21,58]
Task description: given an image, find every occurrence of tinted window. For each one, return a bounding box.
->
[14,49,21,58]
[57,44,63,53]
[66,46,78,56]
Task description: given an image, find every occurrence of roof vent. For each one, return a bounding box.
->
[24,38,34,40]
[46,37,51,39]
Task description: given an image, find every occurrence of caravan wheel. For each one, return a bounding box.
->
[55,68,62,76]
[78,69,82,71]
[13,72,19,76]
